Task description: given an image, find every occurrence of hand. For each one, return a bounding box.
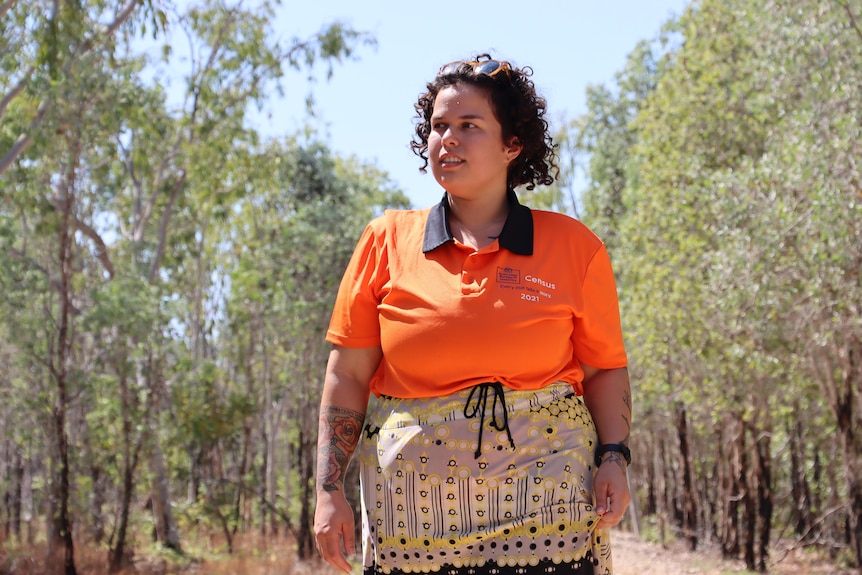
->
[314,489,356,574]
[593,455,631,529]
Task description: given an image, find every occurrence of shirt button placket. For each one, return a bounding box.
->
[461,253,483,296]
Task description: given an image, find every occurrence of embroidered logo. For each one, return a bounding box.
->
[496,267,520,284]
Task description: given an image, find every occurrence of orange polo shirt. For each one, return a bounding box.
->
[326,191,628,399]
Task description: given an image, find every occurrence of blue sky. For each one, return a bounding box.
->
[245,1,691,207]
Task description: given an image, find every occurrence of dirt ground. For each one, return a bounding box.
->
[3,530,857,575]
[302,530,857,575]
[611,529,857,575]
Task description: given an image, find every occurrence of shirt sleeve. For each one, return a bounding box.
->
[571,244,628,369]
[325,219,388,348]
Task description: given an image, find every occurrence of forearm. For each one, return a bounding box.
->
[315,346,380,492]
[317,404,365,492]
[582,366,632,448]
[582,366,632,524]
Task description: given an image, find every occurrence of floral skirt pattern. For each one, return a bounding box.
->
[358,382,612,575]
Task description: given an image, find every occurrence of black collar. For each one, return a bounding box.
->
[422,189,534,255]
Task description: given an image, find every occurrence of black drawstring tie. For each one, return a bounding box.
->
[464,382,516,459]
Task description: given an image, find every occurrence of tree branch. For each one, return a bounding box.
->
[144,8,238,283]
[0,0,19,20]
[73,217,115,279]
[147,170,186,284]
[90,0,142,50]
[0,99,49,175]
[0,65,35,119]
[839,0,862,43]
[0,0,145,176]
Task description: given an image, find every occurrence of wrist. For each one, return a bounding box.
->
[317,484,344,494]
[595,443,631,467]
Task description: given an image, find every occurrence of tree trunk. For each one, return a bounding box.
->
[284,405,295,536]
[22,452,34,545]
[233,327,256,537]
[754,429,772,573]
[705,457,719,540]
[46,157,78,575]
[297,427,314,559]
[788,414,813,539]
[11,446,23,541]
[150,436,182,552]
[812,336,862,567]
[213,504,234,554]
[187,447,201,504]
[675,404,698,550]
[740,423,756,571]
[655,429,668,547]
[90,463,104,544]
[837,340,862,568]
[626,471,641,537]
[265,356,281,537]
[720,418,740,559]
[46,355,76,575]
[644,436,657,517]
[837,408,862,566]
[260,426,269,536]
[108,456,135,573]
[109,367,141,573]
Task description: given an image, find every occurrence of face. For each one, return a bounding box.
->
[428,83,522,200]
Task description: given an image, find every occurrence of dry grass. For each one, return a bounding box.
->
[2,530,856,574]
[0,532,343,575]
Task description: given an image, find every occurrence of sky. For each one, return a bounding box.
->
[241,1,692,208]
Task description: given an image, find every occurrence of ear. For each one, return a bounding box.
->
[505,137,523,161]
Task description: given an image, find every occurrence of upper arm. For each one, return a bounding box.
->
[581,363,601,385]
[321,345,383,410]
[580,363,629,390]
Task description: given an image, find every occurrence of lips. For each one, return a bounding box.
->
[439,154,464,167]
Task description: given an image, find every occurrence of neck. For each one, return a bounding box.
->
[447,190,509,249]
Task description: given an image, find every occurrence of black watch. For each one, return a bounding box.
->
[595,443,631,467]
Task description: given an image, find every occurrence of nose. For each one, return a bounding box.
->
[442,126,458,147]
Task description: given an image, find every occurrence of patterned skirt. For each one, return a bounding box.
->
[357,382,612,575]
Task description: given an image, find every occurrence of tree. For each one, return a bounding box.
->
[221,138,408,554]
[566,0,861,569]
[1,0,377,570]
[0,0,165,176]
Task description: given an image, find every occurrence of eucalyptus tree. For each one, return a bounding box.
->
[556,33,686,545]
[631,3,785,564]
[0,7,154,573]
[221,138,408,555]
[113,5,373,559]
[603,0,862,569]
[0,2,159,573]
[719,0,862,564]
[0,0,164,176]
[1,0,375,571]
[560,0,861,570]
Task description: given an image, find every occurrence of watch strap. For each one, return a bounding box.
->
[595,443,631,467]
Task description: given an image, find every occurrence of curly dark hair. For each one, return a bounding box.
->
[410,54,558,191]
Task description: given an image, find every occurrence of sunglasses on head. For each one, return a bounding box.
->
[438,59,512,80]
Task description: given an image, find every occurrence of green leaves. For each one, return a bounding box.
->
[569,0,862,564]
[1,0,389,560]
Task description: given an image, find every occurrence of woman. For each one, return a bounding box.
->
[314,54,632,575]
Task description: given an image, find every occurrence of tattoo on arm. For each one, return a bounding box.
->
[622,388,632,440]
[317,406,365,492]
[602,451,628,471]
